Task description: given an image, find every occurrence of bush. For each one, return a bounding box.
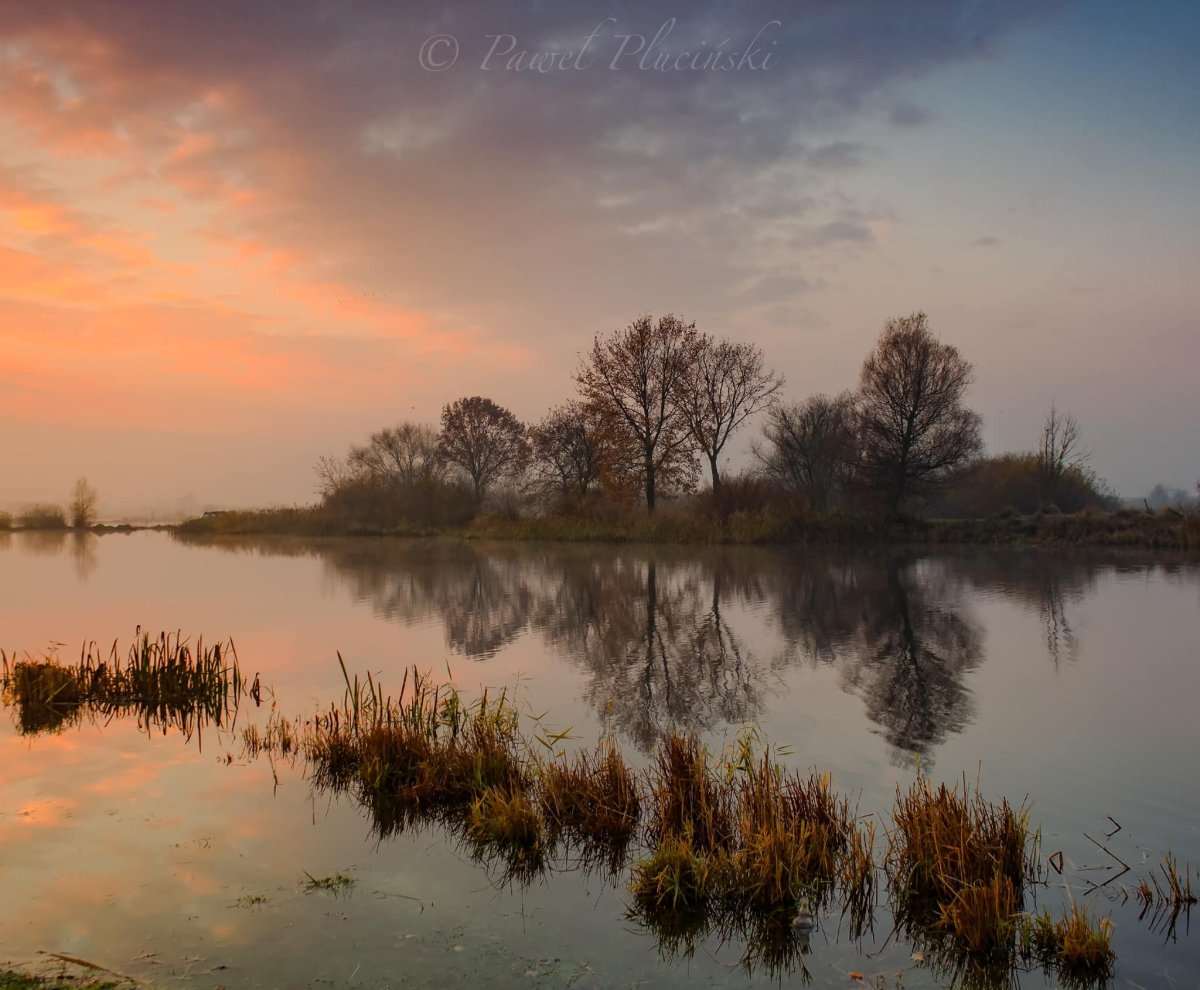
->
[18,505,66,530]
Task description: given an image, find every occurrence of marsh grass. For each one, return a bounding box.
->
[221,658,1129,983]
[886,775,1033,955]
[0,629,243,738]
[1134,853,1196,936]
[646,733,735,853]
[1019,901,1115,985]
[541,743,641,875]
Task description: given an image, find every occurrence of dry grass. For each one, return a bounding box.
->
[1,629,243,737]
[1020,901,1115,984]
[1134,853,1196,936]
[541,743,641,875]
[887,776,1032,932]
[729,755,853,908]
[646,733,734,853]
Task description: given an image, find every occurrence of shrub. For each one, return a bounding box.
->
[18,504,66,530]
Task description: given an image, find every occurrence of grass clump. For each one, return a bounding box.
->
[646,733,734,853]
[301,870,356,894]
[541,743,641,872]
[1020,901,1115,984]
[0,629,243,737]
[729,755,854,909]
[886,776,1033,958]
[465,787,547,884]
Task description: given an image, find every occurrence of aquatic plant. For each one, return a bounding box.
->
[885,775,1033,949]
[1019,901,1115,985]
[540,743,641,870]
[0,629,244,738]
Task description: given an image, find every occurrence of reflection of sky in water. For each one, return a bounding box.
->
[1,533,1198,987]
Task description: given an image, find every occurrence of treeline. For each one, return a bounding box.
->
[0,478,99,532]
[306,311,1122,531]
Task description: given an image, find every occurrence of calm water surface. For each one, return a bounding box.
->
[1,531,1198,988]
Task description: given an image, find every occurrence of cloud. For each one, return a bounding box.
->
[888,101,934,127]
[807,141,870,170]
[0,0,1065,500]
[972,235,1002,247]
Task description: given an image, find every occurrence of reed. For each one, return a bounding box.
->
[646,733,734,854]
[1020,901,1115,983]
[0,629,242,737]
[886,776,1032,935]
[541,744,641,845]
[729,754,854,908]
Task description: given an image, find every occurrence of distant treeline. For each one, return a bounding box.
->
[176,312,1200,548]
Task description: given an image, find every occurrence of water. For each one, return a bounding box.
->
[1,530,1198,988]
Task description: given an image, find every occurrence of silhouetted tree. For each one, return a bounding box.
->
[755,392,858,510]
[857,312,982,514]
[438,396,529,502]
[675,336,782,492]
[350,423,445,488]
[69,478,98,528]
[1036,403,1088,506]
[529,401,605,501]
[576,314,700,512]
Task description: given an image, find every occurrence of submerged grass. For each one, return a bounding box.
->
[0,629,244,738]
[1020,901,1115,985]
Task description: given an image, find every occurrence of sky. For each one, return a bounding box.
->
[0,0,1197,515]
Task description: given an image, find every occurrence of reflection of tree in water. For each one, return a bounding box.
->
[317,541,534,658]
[766,555,983,763]
[174,535,1148,762]
[71,532,99,582]
[844,562,982,759]
[530,555,771,752]
[950,552,1099,670]
[311,541,775,751]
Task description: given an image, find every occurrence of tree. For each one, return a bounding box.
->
[69,477,98,528]
[438,396,529,502]
[675,336,782,492]
[857,312,982,514]
[529,401,605,501]
[349,423,445,488]
[575,314,700,512]
[1036,403,1087,505]
[754,392,858,510]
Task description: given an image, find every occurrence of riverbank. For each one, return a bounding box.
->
[168,505,1200,549]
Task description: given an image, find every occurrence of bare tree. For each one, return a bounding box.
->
[575,314,700,512]
[857,312,983,514]
[438,396,529,502]
[754,392,858,510]
[675,336,782,492]
[529,401,605,501]
[1036,403,1087,504]
[350,423,445,488]
[69,477,98,528]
